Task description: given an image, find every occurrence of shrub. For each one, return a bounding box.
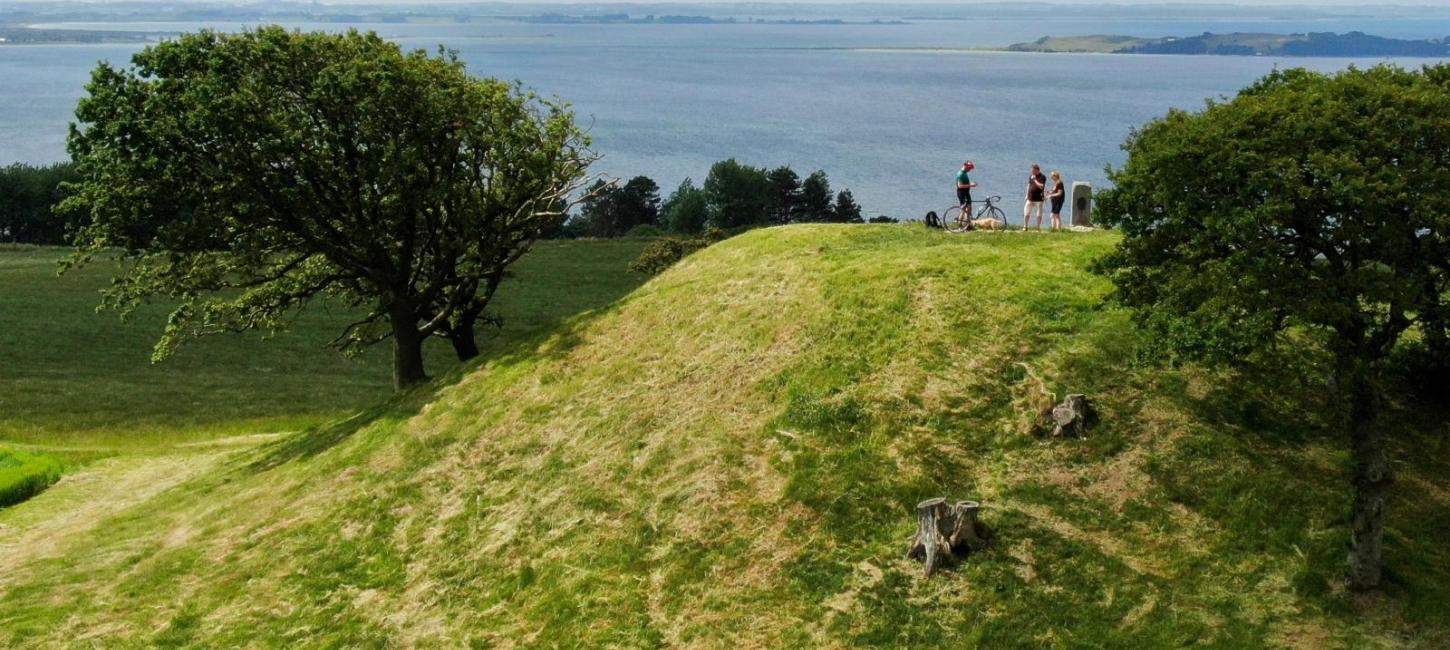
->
[627,228,727,275]
[0,449,64,508]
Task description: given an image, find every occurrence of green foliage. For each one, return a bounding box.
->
[0,162,81,245]
[798,170,834,222]
[661,178,709,235]
[625,228,726,275]
[574,176,661,237]
[64,27,592,388]
[1094,64,1450,589]
[0,448,64,508]
[702,158,770,229]
[1095,65,1450,369]
[868,215,899,224]
[830,189,864,223]
[765,166,803,225]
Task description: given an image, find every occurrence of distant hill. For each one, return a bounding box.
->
[1007,31,1450,57]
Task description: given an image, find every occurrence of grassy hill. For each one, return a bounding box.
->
[1,226,1447,647]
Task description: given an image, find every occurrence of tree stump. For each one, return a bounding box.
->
[1051,394,1093,438]
[906,498,988,577]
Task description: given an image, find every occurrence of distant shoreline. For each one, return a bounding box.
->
[1003,32,1450,58]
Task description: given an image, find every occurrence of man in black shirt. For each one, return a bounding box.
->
[1023,163,1047,230]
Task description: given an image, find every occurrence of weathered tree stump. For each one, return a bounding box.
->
[906,498,988,577]
[1051,394,1093,438]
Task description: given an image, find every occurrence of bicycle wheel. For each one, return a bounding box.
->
[944,206,971,233]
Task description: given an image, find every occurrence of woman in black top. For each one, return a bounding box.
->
[1048,170,1066,231]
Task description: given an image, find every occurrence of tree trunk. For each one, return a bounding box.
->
[1345,364,1392,591]
[906,498,987,577]
[389,307,428,390]
[449,311,481,362]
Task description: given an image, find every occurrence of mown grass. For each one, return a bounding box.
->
[0,225,1446,647]
[0,239,651,453]
[0,448,63,508]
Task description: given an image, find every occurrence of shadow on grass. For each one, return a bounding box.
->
[245,379,445,473]
[242,265,654,473]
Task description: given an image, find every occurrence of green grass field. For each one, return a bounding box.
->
[0,239,651,452]
[0,226,1446,647]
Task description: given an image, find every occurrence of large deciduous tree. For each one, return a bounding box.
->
[1094,65,1450,590]
[64,27,593,389]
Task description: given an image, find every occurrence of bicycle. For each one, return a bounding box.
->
[943,195,1007,232]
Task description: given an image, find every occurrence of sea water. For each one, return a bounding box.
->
[2,17,1445,220]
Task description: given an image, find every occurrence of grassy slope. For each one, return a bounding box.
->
[0,239,650,452]
[1,225,1447,647]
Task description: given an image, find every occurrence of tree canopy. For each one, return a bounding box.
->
[662,179,709,235]
[702,158,770,229]
[574,176,660,237]
[1094,64,1450,590]
[831,189,863,223]
[65,27,593,388]
[798,171,834,222]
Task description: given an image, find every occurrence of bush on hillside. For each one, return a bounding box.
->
[627,227,726,275]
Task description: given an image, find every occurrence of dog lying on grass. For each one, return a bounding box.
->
[924,211,1005,232]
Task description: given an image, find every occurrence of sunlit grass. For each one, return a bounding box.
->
[0,448,63,508]
[0,227,1445,647]
[0,239,652,453]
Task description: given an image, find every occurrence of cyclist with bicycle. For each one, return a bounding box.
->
[956,160,978,209]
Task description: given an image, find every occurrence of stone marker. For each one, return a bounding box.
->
[1071,182,1093,227]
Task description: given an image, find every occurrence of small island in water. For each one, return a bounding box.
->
[1006,31,1450,57]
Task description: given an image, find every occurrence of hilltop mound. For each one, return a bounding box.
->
[1,226,1446,647]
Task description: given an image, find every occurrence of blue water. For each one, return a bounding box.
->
[2,17,1445,219]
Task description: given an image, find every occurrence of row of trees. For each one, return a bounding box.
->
[563,159,868,238]
[0,162,80,244]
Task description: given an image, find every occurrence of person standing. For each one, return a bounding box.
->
[956,160,978,209]
[1048,170,1066,231]
[1024,164,1047,230]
